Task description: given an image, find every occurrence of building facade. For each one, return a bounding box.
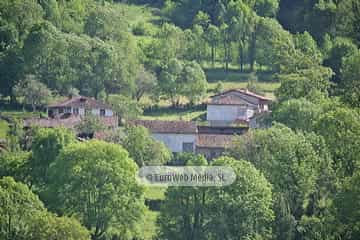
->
[206,89,271,126]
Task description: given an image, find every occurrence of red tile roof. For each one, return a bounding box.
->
[196,134,234,148]
[24,115,118,129]
[129,120,197,134]
[48,96,112,109]
[209,89,272,105]
[209,95,257,105]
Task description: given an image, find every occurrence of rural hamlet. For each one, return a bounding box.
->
[24,89,271,159]
[1,0,360,239]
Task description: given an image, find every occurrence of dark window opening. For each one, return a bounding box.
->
[182,142,194,152]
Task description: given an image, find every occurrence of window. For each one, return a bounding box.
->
[73,108,79,115]
[100,109,106,116]
[58,108,64,114]
[182,142,194,153]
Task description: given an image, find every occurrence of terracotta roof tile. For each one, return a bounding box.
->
[129,120,197,134]
[24,115,118,129]
[196,134,234,148]
[48,96,111,109]
[209,89,272,104]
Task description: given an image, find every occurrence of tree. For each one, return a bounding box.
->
[336,0,360,45]
[158,155,274,240]
[109,95,143,120]
[204,24,220,67]
[339,50,360,107]
[294,31,323,64]
[0,0,43,42]
[134,65,157,101]
[30,127,75,186]
[122,126,172,166]
[206,157,274,239]
[276,67,333,102]
[0,151,30,183]
[315,107,360,177]
[323,37,358,84]
[334,168,360,239]
[181,61,207,104]
[48,140,146,240]
[0,49,25,102]
[0,176,90,240]
[13,75,52,111]
[84,4,128,41]
[272,98,323,132]
[158,58,184,106]
[0,176,45,240]
[158,58,207,106]
[29,212,90,240]
[75,115,106,136]
[229,124,334,240]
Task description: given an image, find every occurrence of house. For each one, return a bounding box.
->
[129,120,198,153]
[47,96,114,118]
[24,96,118,129]
[130,120,248,159]
[206,89,272,126]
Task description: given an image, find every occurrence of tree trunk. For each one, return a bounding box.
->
[249,29,257,72]
[211,45,215,68]
[239,43,244,72]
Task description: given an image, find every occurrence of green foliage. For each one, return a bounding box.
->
[0,176,45,239]
[0,176,90,240]
[272,98,323,131]
[75,115,106,135]
[109,95,143,120]
[13,75,52,111]
[339,49,360,107]
[0,151,30,182]
[334,169,360,238]
[134,65,157,101]
[123,125,171,166]
[324,37,358,83]
[315,107,360,177]
[84,3,127,41]
[158,155,274,240]
[30,127,75,186]
[276,67,333,101]
[48,140,145,240]
[29,212,90,240]
[158,58,207,105]
[230,124,334,239]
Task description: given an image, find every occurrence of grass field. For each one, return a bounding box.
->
[0,120,9,138]
[144,187,167,200]
[141,187,167,239]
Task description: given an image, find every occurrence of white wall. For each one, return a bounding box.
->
[78,108,85,115]
[105,109,113,117]
[152,133,196,153]
[207,105,239,122]
[207,105,256,121]
[91,108,100,116]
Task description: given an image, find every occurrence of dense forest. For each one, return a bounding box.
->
[1,0,360,239]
